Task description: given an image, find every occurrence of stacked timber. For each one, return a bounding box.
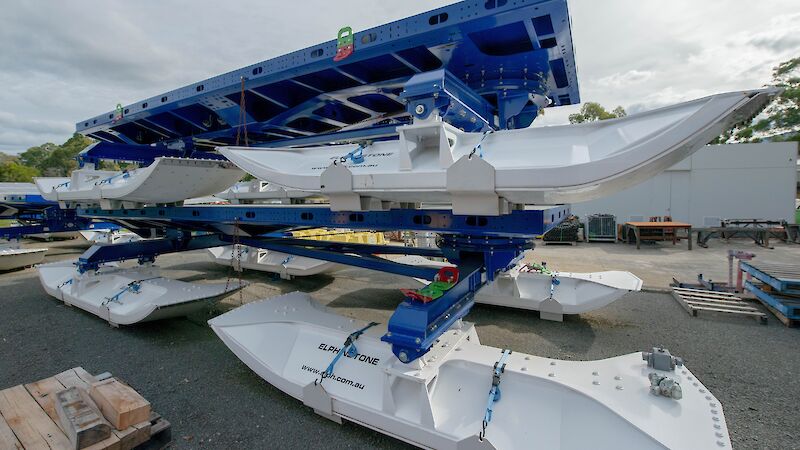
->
[0,367,170,449]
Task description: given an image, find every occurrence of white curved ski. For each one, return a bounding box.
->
[394,256,641,319]
[210,292,731,450]
[0,247,48,271]
[35,157,244,208]
[38,260,245,325]
[220,89,775,214]
[217,180,315,204]
[208,245,340,279]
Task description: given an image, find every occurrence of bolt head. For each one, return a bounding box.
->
[415,104,426,115]
[399,351,409,363]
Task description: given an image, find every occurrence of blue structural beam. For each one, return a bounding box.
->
[0,208,94,240]
[234,236,441,281]
[78,233,227,271]
[382,256,485,363]
[77,205,569,238]
[76,0,579,152]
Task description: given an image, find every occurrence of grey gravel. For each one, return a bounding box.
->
[1,241,798,450]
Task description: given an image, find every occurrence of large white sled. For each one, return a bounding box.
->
[0,247,48,271]
[35,157,244,209]
[38,260,245,325]
[210,292,731,450]
[208,245,341,279]
[394,256,641,320]
[220,90,774,214]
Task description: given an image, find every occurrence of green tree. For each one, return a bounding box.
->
[18,133,94,176]
[568,102,627,124]
[721,57,800,143]
[0,161,40,182]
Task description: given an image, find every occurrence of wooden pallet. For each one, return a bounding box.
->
[0,368,171,450]
[671,287,767,324]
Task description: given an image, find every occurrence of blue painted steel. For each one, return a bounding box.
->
[382,256,484,362]
[745,280,800,320]
[77,233,226,271]
[402,69,495,131]
[0,207,93,240]
[77,205,568,238]
[740,262,800,295]
[233,236,441,281]
[76,0,578,152]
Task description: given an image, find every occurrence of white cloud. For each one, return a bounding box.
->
[594,70,654,89]
[1,0,799,147]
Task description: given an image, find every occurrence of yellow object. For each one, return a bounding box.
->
[290,228,385,245]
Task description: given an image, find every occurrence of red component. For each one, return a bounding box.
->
[400,289,434,303]
[436,267,459,284]
[333,44,354,62]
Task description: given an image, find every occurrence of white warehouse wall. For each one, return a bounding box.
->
[570,142,798,227]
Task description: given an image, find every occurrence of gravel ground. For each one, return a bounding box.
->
[1,241,799,449]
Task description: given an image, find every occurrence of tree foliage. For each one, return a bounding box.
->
[568,102,627,124]
[0,134,94,182]
[717,57,800,144]
[18,134,95,177]
[0,161,40,182]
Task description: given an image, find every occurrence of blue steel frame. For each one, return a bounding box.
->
[76,0,578,157]
[0,206,98,240]
[75,204,565,360]
[59,0,581,362]
[77,205,569,238]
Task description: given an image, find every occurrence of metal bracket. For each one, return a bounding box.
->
[642,347,684,372]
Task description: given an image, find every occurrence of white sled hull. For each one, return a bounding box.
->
[38,260,244,325]
[208,246,340,278]
[216,180,315,203]
[36,157,244,207]
[79,230,142,245]
[395,256,641,318]
[0,248,47,271]
[476,269,642,317]
[220,90,775,214]
[210,292,731,450]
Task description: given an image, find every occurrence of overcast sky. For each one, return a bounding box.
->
[0,0,798,153]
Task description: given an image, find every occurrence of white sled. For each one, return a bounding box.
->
[79,229,142,245]
[216,180,315,204]
[220,89,774,214]
[208,245,340,279]
[35,157,244,208]
[476,264,643,321]
[0,247,48,271]
[394,256,641,320]
[210,292,731,450]
[38,260,245,326]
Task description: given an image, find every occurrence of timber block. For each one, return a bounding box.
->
[54,387,112,449]
[89,378,151,431]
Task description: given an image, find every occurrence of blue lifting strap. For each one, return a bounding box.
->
[549,273,561,299]
[339,143,367,165]
[480,349,512,440]
[320,321,379,383]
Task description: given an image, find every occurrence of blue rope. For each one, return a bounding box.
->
[481,349,512,439]
[320,322,379,382]
[471,129,495,159]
